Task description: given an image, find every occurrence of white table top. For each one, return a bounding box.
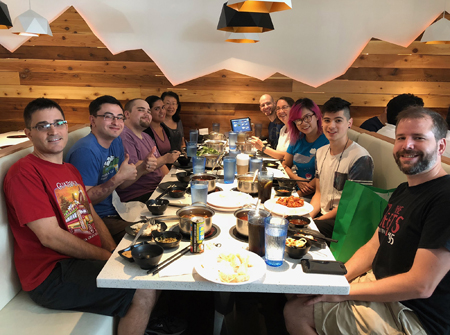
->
[97,168,350,295]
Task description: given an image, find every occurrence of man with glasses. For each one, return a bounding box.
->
[310,97,374,238]
[116,98,180,203]
[66,95,158,243]
[259,94,284,149]
[3,98,162,335]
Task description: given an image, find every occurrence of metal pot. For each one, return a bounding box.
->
[237,173,258,194]
[209,132,225,141]
[190,173,217,192]
[202,153,220,169]
[205,140,225,153]
[234,206,268,237]
[176,205,215,235]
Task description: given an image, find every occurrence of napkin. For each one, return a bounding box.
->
[112,191,146,222]
[266,167,286,178]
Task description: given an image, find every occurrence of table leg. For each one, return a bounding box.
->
[213,292,234,335]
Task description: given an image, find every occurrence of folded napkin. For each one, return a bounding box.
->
[112,191,146,222]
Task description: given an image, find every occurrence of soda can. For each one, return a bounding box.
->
[190,216,205,253]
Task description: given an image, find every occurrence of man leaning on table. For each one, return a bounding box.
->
[117,98,180,203]
[3,98,187,335]
[65,95,158,243]
[284,106,450,335]
[310,97,374,238]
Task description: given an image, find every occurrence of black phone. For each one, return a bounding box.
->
[301,259,347,275]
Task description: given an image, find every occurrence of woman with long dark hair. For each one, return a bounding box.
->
[161,91,185,151]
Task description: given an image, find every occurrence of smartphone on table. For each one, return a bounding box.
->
[300,259,347,275]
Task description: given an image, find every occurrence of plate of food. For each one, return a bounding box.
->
[264,196,314,216]
[195,249,266,285]
[125,220,167,237]
[207,191,254,209]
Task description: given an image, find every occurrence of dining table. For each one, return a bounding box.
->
[97,160,350,334]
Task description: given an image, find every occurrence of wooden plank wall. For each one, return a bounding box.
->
[0,7,449,137]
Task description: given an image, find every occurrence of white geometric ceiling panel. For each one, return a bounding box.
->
[0,0,446,87]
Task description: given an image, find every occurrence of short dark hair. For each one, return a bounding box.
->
[89,95,123,116]
[276,96,295,107]
[322,97,351,120]
[161,91,181,122]
[386,94,424,125]
[124,98,145,112]
[24,98,65,128]
[145,95,162,108]
[396,106,447,141]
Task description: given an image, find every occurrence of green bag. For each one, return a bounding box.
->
[330,180,395,263]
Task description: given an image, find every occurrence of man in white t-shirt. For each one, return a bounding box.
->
[310,97,374,238]
[377,93,424,139]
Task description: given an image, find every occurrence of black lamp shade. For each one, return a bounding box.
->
[217,2,274,33]
[0,1,12,29]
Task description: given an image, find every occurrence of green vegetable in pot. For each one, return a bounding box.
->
[197,147,220,156]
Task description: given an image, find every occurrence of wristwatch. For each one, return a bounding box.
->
[261,145,267,153]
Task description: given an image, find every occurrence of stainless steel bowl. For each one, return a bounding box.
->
[202,153,220,169]
[190,173,217,192]
[209,132,225,141]
[237,173,258,194]
[176,205,215,235]
[205,140,225,153]
[233,206,266,237]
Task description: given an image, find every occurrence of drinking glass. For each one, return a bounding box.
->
[223,156,236,184]
[228,132,237,149]
[186,141,197,158]
[190,180,208,205]
[189,129,199,143]
[248,209,271,257]
[255,123,263,138]
[258,171,273,204]
[212,123,220,133]
[192,156,206,174]
[249,158,263,173]
[264,217,288,267]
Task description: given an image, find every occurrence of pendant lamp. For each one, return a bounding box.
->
[0,1,12,29]
[421,12,450,44]
[217,2,274,33]
[225,32,260,43]
[11,0,52,37]
[227,0,292,13]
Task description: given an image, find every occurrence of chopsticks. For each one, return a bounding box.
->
[148,245,190,275]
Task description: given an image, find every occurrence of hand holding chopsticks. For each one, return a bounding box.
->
[148,245,190,275]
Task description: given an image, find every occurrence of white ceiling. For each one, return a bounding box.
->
[0,0,446,87]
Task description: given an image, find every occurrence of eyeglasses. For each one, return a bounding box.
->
[293,114,315,125]
[276,105,290,112]
[95,113,125,122]
[31,120,67,132]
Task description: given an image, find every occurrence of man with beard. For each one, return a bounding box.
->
[116,98,180,203]
[66,96,159,243]
[284,106,450,335]
[259,94,284,149]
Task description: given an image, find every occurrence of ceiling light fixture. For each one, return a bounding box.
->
[11,0,53,37]
[0,1,12,29]
[217,2,274,33]
[225,32,260,43]
[421,11,450,44]
[227,0,292,13]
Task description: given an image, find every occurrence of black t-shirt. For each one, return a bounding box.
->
[359,116,384,132]
[372,175,450,335]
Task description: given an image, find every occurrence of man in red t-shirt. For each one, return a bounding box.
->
[3,98,159,335]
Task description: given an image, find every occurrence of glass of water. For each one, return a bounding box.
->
[192,156,206,174]
[223,156,236,184]
[190,180,209,205]
[187,141,197,158]
[189,129,199,143]
[264,216,288,267]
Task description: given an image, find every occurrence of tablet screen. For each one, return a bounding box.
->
[230,118,251,133]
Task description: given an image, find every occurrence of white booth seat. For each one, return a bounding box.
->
[349,126,450,190]
[0,125,115,335]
